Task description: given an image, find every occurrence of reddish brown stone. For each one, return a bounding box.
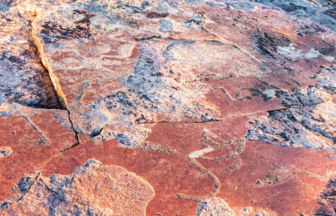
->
[1,0,336,215]
[0,104,76,204]
[2,159,154,215]
[40,114,336,215]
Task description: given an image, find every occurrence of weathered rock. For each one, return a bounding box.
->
[29,0,225,144]
[238,207,253,216]
[36,116,336,215]
[1,0,336,215]
[254,210,270,216]
[195,197,236,216]
[315,174,336,216]
[0,7,61,109]
[1,159,154,215]
[0,103,76,206]
[254,165,297,187]
[29,0,334,144]
[0,147,12,158]
[247,68,336,153]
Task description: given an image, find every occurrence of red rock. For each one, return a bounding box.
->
[38,114,336,215]
[2,159,154,215]
[1,0,336,215]
[0,103,76,206]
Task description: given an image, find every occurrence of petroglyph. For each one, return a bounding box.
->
[177,129,245,202]
[1,0,336,215]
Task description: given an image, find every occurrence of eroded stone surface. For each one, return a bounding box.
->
[196,197,236,216]
[36,117,336,215]
[1,159,154,215]
[24,0,334,149]
[1,0,336,215]
[315,174,336,215]
[247,67,336,153]
[31,2,223,141]
[0,102,76,205]
[0,6,61,109]
[254,210,270,216]
[238,207,253,216]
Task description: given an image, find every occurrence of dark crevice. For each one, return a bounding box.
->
[90,126,104,139]
[66,110,80,145]
[254,77,283,91]
[0,12,62,110]
[29,19,80,146]
[38,60,64,111]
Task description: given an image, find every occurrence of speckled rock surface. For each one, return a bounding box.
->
[1,159,154,215]
[195,197,236,216]
[1,0,336,215]
[0,5,60,109]
[0,102,76,209]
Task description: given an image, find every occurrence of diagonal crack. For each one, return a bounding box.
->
[21,116,51,146]
[37,53,64,110]
[31,20,68,110]
[65,110,80,145]
[29,11,80,145]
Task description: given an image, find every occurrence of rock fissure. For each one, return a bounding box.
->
[304,0,323,8]
[31,20,68,110]
[30,14,80,145]
[201,25,264,66]
[35,51,64,110]
[66,110,80,145]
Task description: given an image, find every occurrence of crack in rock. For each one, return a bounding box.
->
[0,10,61,109]
[0,172,40,212]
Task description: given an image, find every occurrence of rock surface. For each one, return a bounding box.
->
[196,197,236,216]
[0,6,61,109]
[0,0,336,215]
[0,102,76,209]
[2,159,154,215]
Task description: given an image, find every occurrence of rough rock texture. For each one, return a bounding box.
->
[0,5,61,109]
[2,159,154,215]
[247,66,336,153]
[1,0,336,215]
[0,102,76,209]
[195,197,236,216]
[254,210,270,216]
[238,207,253,216]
